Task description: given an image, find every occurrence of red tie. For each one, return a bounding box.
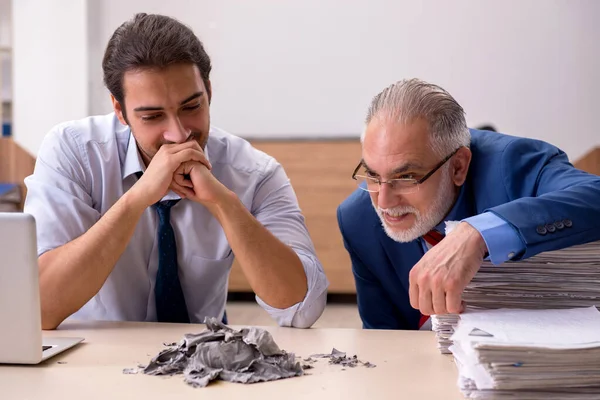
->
[418,230,445,328]
[422,230,444,247]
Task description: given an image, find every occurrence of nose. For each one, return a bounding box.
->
[377,182,401,210]
[163,117,191,144]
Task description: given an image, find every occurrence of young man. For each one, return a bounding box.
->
[337,78,600,330]
[25,14,328,329]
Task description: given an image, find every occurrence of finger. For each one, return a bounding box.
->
[171,188,187,199]
[171,149,211,170]
[409,273,420,310]
[158,141,196,157]
[446,289,463,314]
[169,181,186,197]
[169,141,209,162]
[163,139,202,152]
[168,178,187,198]
[171,181,195,198]
[177,148,210,167]
[173,165,195,188]
[419,288,434,316]
[174,175,194,189]
[432,286,448,315]
[171,179,193,194]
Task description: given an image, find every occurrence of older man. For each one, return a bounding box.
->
[337,78,600,330]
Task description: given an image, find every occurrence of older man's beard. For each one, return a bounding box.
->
[372,166,456,243]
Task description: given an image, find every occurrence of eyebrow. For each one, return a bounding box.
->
[362,160,424,176]
[133,92,204,112]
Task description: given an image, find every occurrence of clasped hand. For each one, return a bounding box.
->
[134,141,228,207]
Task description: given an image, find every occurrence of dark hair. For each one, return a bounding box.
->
[102,13,212,115]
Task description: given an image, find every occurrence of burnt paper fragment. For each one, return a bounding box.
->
[310,348,377,369]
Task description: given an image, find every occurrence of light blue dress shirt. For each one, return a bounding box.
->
[24,113,329,328]
[463,212,525,264]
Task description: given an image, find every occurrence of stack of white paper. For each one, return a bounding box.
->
[432,240,600,353]
[451,307,600,399]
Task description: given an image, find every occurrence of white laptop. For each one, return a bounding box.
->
[0,212,84,364]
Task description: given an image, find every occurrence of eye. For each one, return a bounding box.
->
[141,114,162,121]
[182,104,201,112]
[398,174,416,180]
[365,170,378,178]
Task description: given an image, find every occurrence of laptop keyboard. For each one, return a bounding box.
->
[42,345,52,351]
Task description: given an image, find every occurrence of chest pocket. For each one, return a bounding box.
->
[180,250,234,288]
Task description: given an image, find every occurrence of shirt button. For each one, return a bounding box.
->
[555,221,564,230]
[536,225,547,235]
[563,219,573,228]
[546,223,556,233]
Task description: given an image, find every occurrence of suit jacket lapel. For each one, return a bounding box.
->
[376,227,424,294]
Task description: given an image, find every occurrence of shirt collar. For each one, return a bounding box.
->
[122,131,145,180]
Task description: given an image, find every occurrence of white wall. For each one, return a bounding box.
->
[12,0,89,155]
[87,0,600,161]
[13,0,600,160]
[0,0,10,47]
[0,0,12,104]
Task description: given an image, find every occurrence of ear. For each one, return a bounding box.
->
[205,80,212,105]
[451,146,471,186]
[111,95,128,126]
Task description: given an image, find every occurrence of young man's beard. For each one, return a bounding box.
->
[134,130,209,165]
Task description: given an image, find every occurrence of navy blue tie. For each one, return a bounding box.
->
[153,199,190,323]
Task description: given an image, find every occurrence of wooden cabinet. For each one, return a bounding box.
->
[574,147,600,176]
[228,140,362,294]
[0,137,35,208]
[6,134,598,295]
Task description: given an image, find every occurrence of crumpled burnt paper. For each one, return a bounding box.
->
[136,318,304,388]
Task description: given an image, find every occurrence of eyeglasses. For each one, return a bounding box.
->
[351,147,462,194]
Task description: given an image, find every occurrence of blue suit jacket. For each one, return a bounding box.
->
[337,129,600,330]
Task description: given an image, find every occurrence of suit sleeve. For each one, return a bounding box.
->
[464,212,525,264]
[337,207,407,329]
[486,137,600,259]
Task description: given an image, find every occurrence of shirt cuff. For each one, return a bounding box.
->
[255,250,328,328]
[462,212,525,265]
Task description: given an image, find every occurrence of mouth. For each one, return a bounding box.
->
[383,212,412,226]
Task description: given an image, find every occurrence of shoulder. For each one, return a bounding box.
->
[469,129,561,161]
[47,113,126,145]
[206,126,277,176]
[40,113,127,159]
[337,188,380,237]
[467,129,568,201]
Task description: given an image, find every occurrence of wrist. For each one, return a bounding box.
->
[206,189,241,221]
[122,187,150,213]
[460,222,488,258]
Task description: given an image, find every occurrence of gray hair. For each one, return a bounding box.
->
[362,78,470,157]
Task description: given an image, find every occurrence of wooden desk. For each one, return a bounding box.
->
[1,321,462,399]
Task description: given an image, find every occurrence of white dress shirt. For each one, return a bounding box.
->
[24,113,329,328]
